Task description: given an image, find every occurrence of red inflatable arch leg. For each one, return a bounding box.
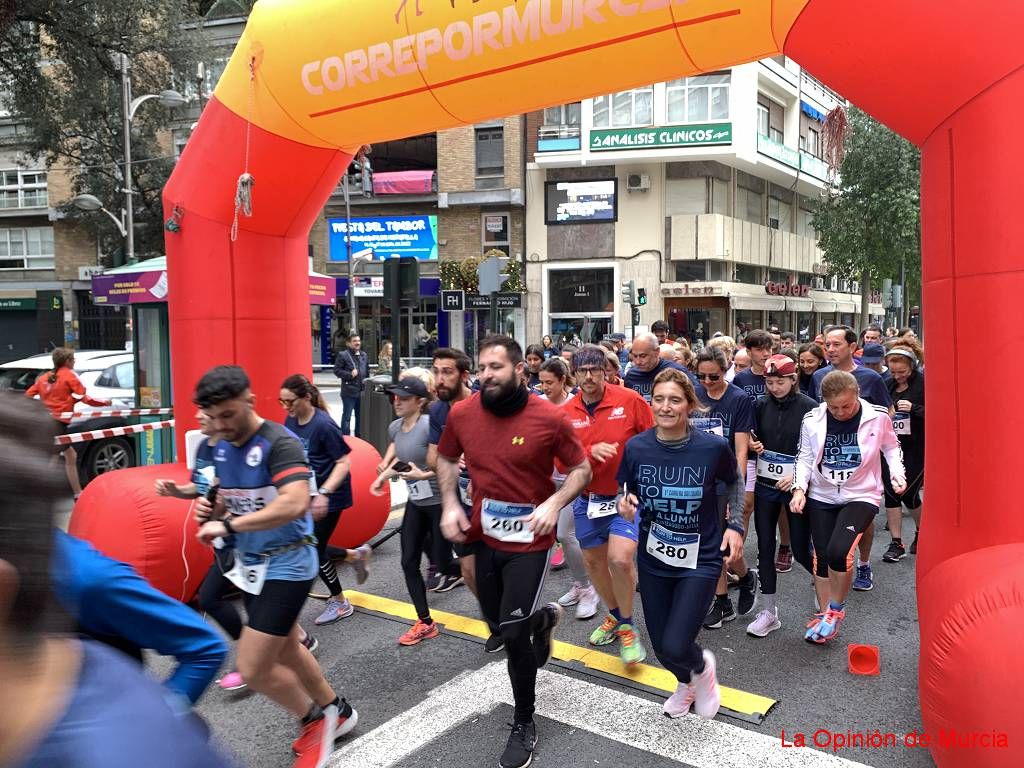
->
[70,439,389,603]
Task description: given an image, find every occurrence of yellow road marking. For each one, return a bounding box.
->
[344,590,776,719]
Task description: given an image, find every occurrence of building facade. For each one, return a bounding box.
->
[524,57,884,347]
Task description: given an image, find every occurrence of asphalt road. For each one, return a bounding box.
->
[168,384,933,767]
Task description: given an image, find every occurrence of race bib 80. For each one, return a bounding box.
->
[756,450,796,483]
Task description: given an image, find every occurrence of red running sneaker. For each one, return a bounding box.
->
[292,699,358,766]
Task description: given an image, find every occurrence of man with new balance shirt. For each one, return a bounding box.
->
[624,332,696,404]
[809,327,893,591]
[192,366,355,768]
[438,336,590,768]
[562,345,655,665]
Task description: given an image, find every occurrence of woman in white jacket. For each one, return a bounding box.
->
[789,371,906,644]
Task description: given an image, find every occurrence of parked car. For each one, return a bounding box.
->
[0,350,137,484]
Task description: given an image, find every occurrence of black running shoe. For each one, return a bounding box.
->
[703,596,735,629]
[910,534,919,555]
[433,574,465,593]
[532,603,563,668]
[500,721,537,768]
[883,540,906,562]
[737,569,759,616]
[485,632,505,654]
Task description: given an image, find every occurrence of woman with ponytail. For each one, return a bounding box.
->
[26,347,110,499]
[280,374,371,627]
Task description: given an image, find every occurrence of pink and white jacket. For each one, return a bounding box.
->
[793,398,905,507]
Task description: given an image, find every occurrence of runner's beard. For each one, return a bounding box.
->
[480,375,518,408]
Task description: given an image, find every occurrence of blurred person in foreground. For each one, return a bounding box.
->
[0,395,235,768]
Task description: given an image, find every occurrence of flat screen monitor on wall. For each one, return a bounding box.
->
[544,179,618,225]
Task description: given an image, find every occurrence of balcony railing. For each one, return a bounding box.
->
[537,124,581,152]
[799,152,830,181]
[757,133,800,169]
[0,190,48,209]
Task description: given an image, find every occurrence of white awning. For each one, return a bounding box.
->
[836,301,858,313]
[869,303,885,316]
[813,300,837,313]
[786,297,814,312]
[730,296,786,311]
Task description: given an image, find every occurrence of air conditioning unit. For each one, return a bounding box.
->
[829,276,839,291]
[850,280,860,294]
[626,173,650,192]
[812,277,825,290]
[837,279,849,292]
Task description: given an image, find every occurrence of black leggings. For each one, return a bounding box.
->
[197,551,242,640]
[473,543,551,723]
[806,498,877,577]
[753,494,814,595]
[314,504,346,597]
[401,500,460,620]
[638,572,716,684]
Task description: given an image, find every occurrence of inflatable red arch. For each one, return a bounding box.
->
[75,2,1024,764]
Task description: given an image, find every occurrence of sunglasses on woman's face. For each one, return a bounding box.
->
[697,373,722,382]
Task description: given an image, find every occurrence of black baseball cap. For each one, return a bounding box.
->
[386,377,429,399]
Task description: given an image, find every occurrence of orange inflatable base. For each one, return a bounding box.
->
[69,436,389,603]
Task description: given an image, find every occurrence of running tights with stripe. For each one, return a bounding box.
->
[637,571,716,683]
[753,495,814,595]
[314,504,344,597]
[806,498,877,577]
[473,543,551,723]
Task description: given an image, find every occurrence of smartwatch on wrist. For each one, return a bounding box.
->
[222,517,237,536]
[318,486,331,496]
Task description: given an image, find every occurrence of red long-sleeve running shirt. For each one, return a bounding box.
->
[26,368,107,423]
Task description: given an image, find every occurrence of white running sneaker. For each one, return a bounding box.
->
[691,649,720,720]
[575,585,600,620]
[746,607,781,637]
[662,682,695,718]
[558,582,584,607]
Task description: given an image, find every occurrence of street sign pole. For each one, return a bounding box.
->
[386,256,402,383]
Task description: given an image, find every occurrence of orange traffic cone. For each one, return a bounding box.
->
[847,643,880,676]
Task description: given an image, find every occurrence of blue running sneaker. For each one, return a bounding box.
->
[804,613,825,643]
[852,563,873,591]
[810,607,845,644]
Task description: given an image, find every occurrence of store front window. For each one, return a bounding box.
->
[547,266,615,345]
[734,309,762,340]
[796,311,814,342]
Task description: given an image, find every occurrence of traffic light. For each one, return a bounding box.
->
[637,287,647,306]
[384,255,420,304]
[620,279,636,305]
[632,306,641,326]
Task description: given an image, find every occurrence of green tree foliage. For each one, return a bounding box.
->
[0,1,205,261]
[813,107,921,310]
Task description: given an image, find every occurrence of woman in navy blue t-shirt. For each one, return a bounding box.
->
[280,375,370,627]
[616,369,744,722]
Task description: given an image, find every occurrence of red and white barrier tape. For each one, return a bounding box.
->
[54,419,175,446]
[60,407,174,419]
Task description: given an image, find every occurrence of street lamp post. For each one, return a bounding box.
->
[342,169,356,336]
[89,52,185,266]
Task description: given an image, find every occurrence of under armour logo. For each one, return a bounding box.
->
[846,525,856,532]
[510,608,524,617]
[512,436,525,446]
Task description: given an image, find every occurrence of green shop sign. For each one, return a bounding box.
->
[589,123,732,151]
[0,297,36,310]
